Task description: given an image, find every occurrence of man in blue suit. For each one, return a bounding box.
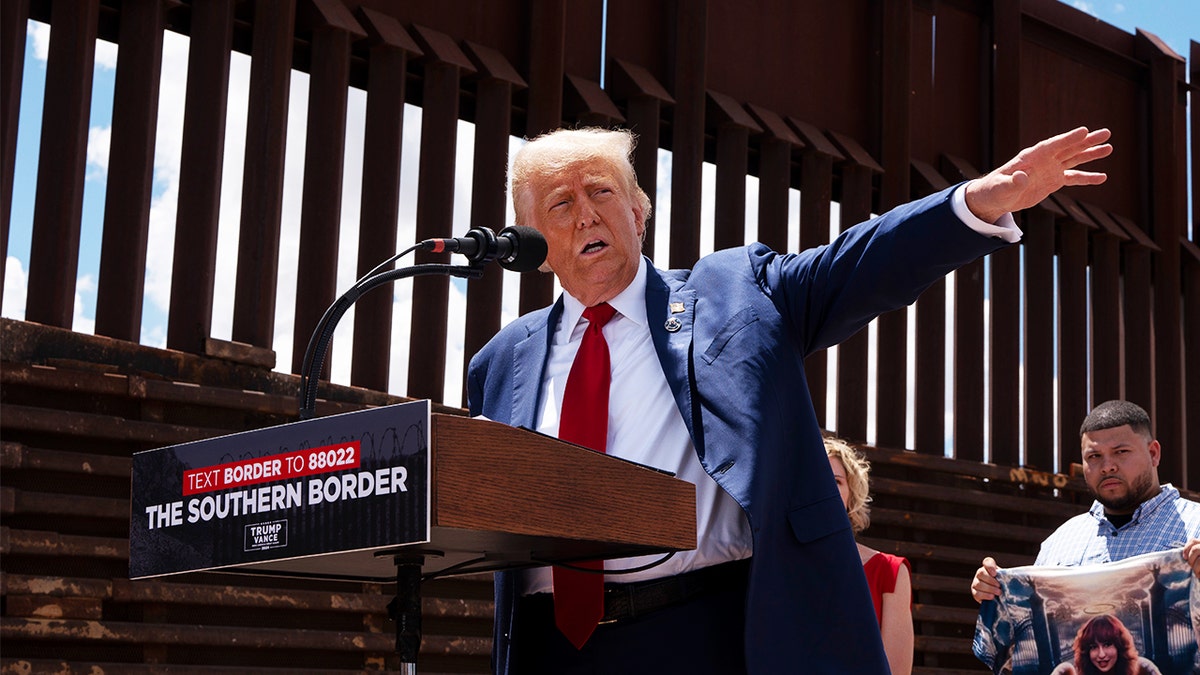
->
[467,126,1112,674]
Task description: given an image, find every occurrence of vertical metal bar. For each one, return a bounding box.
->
[166,0,235,353]
[712,123,748,252]
[874,0,913,449]
[1057,220,1089,471]
[350,9,418,391]
[1088,234,1121,403]
[836,163,872,441]
[519,0,565,315]
[911,162,948,458]
[1183,241,1200,491]
[0,0,31,298]
[1121,246,1153,410]
[232,0,296,349]
[408,29,471,402]
[25,0,99,328]
[290,14,364,375]
[1023,208,1056,471]
[1142,35,1185,481]
[798,149,832,428]
[953,258,985,461]
[462,41,524,403]
[95,0,166,341]
[668,0,706,269]
[986,0,1022,467]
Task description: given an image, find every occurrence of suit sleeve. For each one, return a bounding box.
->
[759,183,1009,355]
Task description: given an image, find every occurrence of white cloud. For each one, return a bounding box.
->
[72,274,96,334]
[3,257,28,318]
[95,37,117,70]
[86,125,111,176]
[29,22,49,61]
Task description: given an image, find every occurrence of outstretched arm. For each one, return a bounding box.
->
[964,127,1112,224]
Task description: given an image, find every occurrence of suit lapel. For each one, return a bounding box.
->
[509,299,562,429]
[646,266,698,445]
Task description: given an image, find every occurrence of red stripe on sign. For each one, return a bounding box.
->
[182,441,362,495]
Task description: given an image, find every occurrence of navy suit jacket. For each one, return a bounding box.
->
[467,184,1008,673]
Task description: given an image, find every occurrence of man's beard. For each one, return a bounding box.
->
[1091,471,1158,513]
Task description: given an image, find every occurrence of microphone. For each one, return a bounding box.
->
[419,226,547,272]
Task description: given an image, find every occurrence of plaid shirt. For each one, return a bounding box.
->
[1034,484,1200,567]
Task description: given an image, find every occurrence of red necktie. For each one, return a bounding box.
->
[553,302,618,649]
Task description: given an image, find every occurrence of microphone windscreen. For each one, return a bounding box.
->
[500,226,548,272]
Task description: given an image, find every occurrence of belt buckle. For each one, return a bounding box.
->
[597,586,628,625]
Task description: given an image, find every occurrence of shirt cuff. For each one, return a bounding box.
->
[952,183,1022,243]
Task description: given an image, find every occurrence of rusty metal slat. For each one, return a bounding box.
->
[834,164,872,441]
[798,149,832,426]
[0,0,30,296]
[1,403,217,446]
[3,528,129,560]
[0,361,298,416]
[1089,234,1121,402]
[0,360,129,394]
[25,0,99,328]
[1121,247,1153,410]
[2,573,114,597]
[349,13,417,392]
[94,0,166,341]
[755,138,791,254]
[913,275,946,456]
[517,0,566,316]
[1057,221,1089,471]
[111,579,392,613]
[1144,37,1185,483]
[869,506,1050,544]
[0,442,131,477]
[712,124,748,252]
[667,0,706,269]
[1185,243,1200,492]
[1023,210,1056,470]
[0,617,395,652]
[231,0,296,349]
[166,0,236,354]
[630,102,663,260]
[989,244,1021,467]
[461,77,515,400]
[291,21,360,377]
[8,490,128,520]
[952,259,985,461]
[406,57,461,402]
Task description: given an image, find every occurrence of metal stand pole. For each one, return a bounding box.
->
[387,556,423,674]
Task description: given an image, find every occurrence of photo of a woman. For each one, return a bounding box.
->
[1049,614,1162,675]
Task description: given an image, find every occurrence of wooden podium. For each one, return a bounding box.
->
[130,402,696,670]
[237,412,698,580]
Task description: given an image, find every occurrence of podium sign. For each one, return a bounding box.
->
[130,400,431,579]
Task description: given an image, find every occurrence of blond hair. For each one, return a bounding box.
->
[509,127,652,230]
[824,436,872,533]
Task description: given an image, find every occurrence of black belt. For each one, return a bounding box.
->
[525,558,751,625]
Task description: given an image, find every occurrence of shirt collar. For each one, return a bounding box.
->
[1088,483,1178,526]
[559,257,648,338]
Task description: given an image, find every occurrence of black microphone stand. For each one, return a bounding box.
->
[295,252,488,675]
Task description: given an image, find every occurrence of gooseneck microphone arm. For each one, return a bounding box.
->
[297,225,547,420]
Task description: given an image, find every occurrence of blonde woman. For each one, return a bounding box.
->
[825,436,914,675]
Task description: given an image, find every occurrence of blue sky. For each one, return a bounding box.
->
[3,1,1196,417]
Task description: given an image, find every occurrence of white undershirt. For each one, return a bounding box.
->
[520,186,1019,594]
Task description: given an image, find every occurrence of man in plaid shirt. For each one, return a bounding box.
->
[970,400,1200,603]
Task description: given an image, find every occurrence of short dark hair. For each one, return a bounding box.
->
[1079,400,1152,439]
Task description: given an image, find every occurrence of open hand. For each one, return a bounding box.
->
[964,127,1112,224]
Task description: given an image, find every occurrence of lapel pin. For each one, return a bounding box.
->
[665,317,682,333]
[670,302,685,314]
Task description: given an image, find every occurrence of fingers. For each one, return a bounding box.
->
[1184,538,1200,579]
[970,557,1002,603]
